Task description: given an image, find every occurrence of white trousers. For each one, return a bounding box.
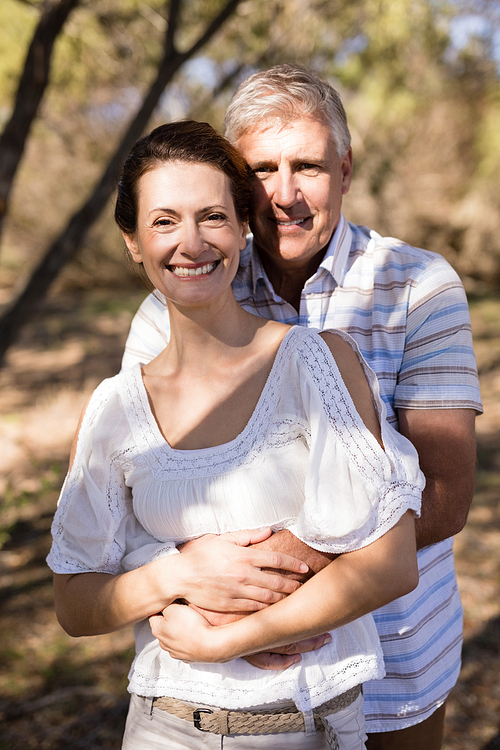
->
[121,692,367,750]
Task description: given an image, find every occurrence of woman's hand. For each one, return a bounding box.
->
[150,604,222,663]
[185,604,331,669]
[172,528,308,613]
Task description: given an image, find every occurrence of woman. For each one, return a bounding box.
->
[47,121,423,750]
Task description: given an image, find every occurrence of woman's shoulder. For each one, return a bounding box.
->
[76,367,140,440]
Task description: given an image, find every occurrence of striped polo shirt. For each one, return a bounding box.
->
[122,214,483,732]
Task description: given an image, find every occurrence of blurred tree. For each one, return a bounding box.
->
[0,0,80,247]
[0,0,243,363]
[0,0,499,364]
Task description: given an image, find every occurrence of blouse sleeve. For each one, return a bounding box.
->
[46,375,175,576]
[287,330,424,554]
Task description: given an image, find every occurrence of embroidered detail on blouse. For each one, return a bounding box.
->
[121,327,311,480]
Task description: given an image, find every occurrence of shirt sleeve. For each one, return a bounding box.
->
[395,255,482,413]
[121,292,170,369]
[288,331,424,554]
[46,376,175,575]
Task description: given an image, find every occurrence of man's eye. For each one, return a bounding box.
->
[299,163,320,172]
[251,167,273,178]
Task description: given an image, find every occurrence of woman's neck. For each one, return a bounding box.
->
[150,293,264,375]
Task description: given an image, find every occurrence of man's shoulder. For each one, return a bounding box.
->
[350,222,445,263]
[347,222,459,283]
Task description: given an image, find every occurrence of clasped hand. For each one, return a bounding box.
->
[150,528,331,669]
[174,527,307,612]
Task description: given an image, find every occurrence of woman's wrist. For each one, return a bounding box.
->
[139,555,182,614]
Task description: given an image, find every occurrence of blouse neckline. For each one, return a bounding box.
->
[133,325,301,456]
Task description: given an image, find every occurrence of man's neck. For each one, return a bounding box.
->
[258,247,328,313]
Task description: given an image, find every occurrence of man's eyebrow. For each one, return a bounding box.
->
[248,159,276,169]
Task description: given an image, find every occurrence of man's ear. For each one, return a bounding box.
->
[122,231,142,264]
[239,222,249,251]
[341,148,353,196]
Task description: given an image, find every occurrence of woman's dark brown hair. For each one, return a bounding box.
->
[115,120,252,236]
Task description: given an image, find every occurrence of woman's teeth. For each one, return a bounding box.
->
[170,262,218,277]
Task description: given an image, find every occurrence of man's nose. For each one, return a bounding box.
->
[273,169,301,208]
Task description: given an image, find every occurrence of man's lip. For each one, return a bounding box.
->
[271,217,311,227]
[270,214,311,226]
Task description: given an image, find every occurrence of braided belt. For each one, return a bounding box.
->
[147,684,360,740]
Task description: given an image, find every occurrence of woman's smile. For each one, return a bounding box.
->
[168,260,221,278]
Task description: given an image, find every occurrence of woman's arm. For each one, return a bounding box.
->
[53,528,309,637]
[152,509,418,663]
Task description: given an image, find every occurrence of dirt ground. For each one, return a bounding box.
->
[0,288,499,750]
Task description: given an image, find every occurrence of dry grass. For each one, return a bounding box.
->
[0,289,498,749]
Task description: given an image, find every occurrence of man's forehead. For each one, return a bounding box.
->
[236,116,336,162]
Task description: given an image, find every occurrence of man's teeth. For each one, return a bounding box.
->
[170,262,217,277]
[275,219,305,226]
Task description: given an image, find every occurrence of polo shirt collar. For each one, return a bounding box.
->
[313,213,352,287]
[238,214,353,296]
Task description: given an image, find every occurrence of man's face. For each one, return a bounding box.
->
[236,117,353,275]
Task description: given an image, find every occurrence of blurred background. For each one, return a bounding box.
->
[0,0,499,747]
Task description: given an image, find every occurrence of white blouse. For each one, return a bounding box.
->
[47,326,423,713]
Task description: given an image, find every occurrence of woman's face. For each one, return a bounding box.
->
[124,161,247,310]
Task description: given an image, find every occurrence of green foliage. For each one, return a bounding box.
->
[0,0,39,112]
[1,0,500,298]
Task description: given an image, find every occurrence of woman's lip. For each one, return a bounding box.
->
[167,260,220,277]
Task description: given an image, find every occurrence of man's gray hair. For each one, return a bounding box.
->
[223,64,351,157]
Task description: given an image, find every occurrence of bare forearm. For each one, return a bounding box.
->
[399,408,477,550]
[54,529,309,637]
[252,529,337,580]
[217,512,418,659]
[155,512,419,664]
[53,564,176,637]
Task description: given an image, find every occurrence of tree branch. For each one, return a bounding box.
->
[0,0,81,245]
[0,0,244,365]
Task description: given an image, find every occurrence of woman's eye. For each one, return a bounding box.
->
[207,213,226,222]
[153,218,173,227]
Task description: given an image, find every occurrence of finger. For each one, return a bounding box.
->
[249,573,302,597]
[249,550,309,575]
[224,579,301,606]
[220,527,273,547]
[266,634,332,655]
[243,652,302,670]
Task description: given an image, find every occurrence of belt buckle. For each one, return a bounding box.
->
[193,707,213,731]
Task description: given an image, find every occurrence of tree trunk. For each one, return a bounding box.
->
[0,0,243,364]
[0,0,81,246]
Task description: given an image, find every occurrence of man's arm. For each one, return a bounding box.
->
[398,407,477,549]
[122,292,169,369]
[253,409,476,565]
[254,410,476,560]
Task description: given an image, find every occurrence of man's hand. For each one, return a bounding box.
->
[242,634,332,670]
[181,537,335,671]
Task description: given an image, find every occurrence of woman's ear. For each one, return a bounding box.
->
[122,231,142,264]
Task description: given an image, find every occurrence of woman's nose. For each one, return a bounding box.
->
[179,223,206,257]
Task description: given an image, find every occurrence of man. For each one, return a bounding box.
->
[122,65,482,748]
